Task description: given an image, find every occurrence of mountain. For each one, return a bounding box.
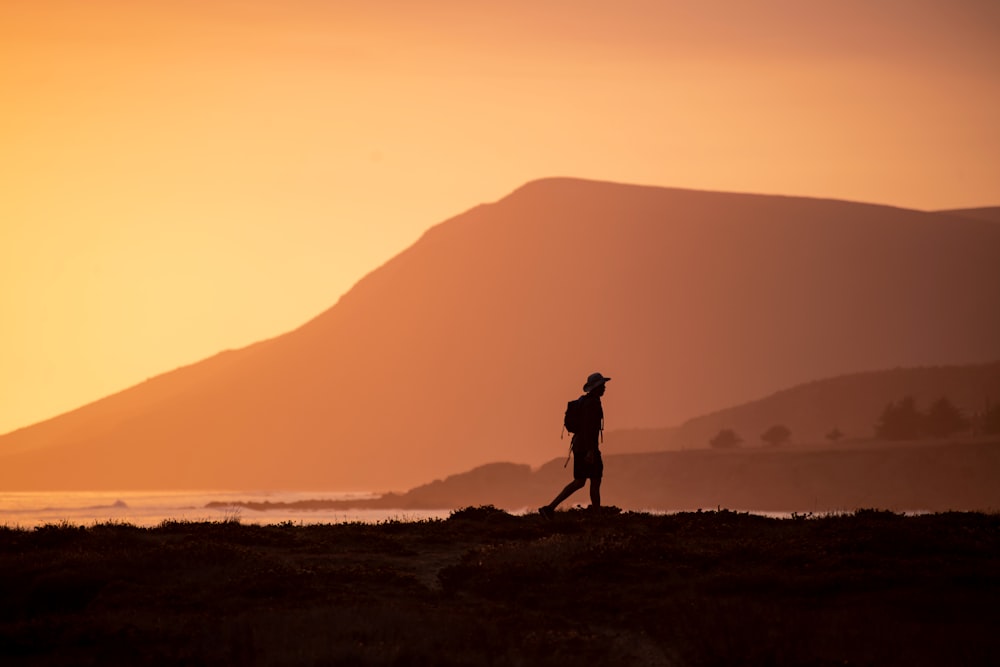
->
[216,439,1000,514]
[938,207,1000,225]
[384,439,1000,512]
[2,178,999,491]
[604,361,1000,453]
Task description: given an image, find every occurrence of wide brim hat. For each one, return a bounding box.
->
[583,372,611,393]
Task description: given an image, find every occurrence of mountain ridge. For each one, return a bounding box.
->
[936,206,1000,224]
[2,178,999,491]
[604,360,1000,454]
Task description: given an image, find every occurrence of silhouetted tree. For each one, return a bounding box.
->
[826,427,844,443]
[875,396,921,440]
[709,429,742,449]
[922,396,969,438]
[760,424,791,447]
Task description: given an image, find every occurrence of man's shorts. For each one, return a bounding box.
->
[573,449,604,481]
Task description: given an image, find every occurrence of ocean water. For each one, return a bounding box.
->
[0,490,452,529]
[0,491,857,529]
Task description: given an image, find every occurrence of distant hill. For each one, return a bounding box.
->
[222,439,1000,513]
[937,207,1000,225]
[604,361,1000,453]
[2,178,999,491]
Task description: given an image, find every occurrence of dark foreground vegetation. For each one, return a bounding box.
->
[2,508,998,666]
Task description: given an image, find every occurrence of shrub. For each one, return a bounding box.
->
[760,424,791,447]
[922,396,970,438]
[448,505,512,522]
[709,429,742,449]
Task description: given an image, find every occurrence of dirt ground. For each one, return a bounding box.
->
[2,507,999,666]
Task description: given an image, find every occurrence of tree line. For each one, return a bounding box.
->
[707,395,1000,448]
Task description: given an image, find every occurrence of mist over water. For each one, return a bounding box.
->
[0,491,451,529]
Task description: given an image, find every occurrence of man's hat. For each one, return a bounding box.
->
[583,372,611,393]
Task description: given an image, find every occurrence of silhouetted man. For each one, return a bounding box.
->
[539,372,610,519]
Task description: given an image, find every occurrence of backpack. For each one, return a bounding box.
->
[563,396,585,435]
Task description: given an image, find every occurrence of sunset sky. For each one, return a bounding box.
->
[2,0,999,436]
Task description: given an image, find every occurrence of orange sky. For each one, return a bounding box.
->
[2,0,999,436]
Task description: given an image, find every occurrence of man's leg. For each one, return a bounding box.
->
[589,476,602,508]
[544,478,586,511]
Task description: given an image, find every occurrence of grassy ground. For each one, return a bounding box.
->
[1,508,998,666]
